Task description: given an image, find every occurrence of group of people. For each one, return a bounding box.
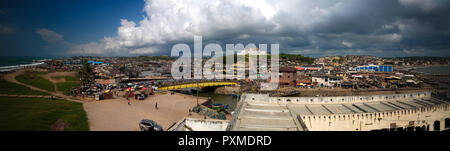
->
[125,96,158,109]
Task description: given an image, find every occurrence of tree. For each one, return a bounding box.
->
[338,57,344,64]
[79,60,94,86]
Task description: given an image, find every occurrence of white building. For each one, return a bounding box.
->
[312,76,344,87]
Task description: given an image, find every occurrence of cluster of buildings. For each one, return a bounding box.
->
[2,54,448,131]
[29,56,173,100]
[4,53,445,94]
[387,56,450,67]
[276,55,423,89]
[46,56,173,79]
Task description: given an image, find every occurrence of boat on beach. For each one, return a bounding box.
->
[211,104,229,111]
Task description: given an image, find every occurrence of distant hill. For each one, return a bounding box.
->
[119,56,177,61]
[279,53,315,64]
[218,53,314,64]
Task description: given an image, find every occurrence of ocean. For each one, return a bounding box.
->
[414,66,450,75]
[414,66,450,98]
[0,56,52,67]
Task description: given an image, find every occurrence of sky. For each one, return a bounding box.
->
[0,0,450,57]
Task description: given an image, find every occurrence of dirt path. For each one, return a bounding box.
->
[41,71,77,83]
[0,94,64,99]
[40,71,78,93]
[3,70,83,103]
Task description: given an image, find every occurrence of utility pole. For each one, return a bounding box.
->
[196,80,199,106]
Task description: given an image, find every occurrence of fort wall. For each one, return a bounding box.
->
[300,103,449,131]
[246,92,432,104]
[241,92,450,131]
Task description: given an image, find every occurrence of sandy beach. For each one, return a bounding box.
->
[83,92,207,131]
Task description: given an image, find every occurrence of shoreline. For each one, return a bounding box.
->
[412,65,450,75]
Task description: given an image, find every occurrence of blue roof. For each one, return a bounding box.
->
[88,60,106,65]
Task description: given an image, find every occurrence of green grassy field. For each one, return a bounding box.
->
[51,75,81,82]
[0,97,89,131]
[15,71,55,92]
[56,82,80,95]
[53,74,80,95]
[0,78,49,96]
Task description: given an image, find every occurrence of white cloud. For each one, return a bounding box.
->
[403,49,411,54]
[35,28,76,56]
[402,49,428,55]
[71,0,350,55]
[130,47,159,55]
[390,33,402,42]
[71,0,281,55]
[342,41,353,48]
[35,28,64,43]
[382,24,394,30]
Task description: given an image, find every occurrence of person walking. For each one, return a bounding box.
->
[155,102,158,109]
[127,97,131,105]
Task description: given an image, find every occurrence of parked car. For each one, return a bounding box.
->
[139,119,163,131]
